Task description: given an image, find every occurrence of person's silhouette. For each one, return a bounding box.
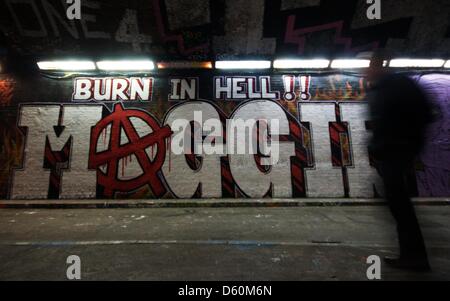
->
[367,54,434,271]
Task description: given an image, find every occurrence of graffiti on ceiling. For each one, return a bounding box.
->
[0,0,449,60]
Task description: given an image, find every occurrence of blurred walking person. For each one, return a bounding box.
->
[367,53,434,271]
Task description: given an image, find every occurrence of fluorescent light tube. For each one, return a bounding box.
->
[273,59,330,69]
[389,59,445,68]
[215,60,271,69]
[37,60,96,71]
[96,60,155,71]
[330,59,370,69]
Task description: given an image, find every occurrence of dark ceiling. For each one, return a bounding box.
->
[0,0,449,61]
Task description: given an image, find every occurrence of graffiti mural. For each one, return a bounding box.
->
[415,74,450,197]
[1,71,449,200]
[0,1,448,200]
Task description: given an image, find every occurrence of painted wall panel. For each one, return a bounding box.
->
[0,72,448,199]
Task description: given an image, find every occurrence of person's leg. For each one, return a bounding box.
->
[395,166,428,260]
[380,160,403,228]
[380,159,429,269]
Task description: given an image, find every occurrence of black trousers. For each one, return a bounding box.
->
[379,158,428,260]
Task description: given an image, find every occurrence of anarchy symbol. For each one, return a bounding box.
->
[89,103,172,197]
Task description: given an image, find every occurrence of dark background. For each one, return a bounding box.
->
[0,0,448,63]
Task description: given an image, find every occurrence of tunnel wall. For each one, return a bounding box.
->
[0,0,449,199]
[0,72,449,200]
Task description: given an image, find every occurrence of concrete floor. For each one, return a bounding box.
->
[0,205,449,280]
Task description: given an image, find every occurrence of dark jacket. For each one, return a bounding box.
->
[368,73,433,162]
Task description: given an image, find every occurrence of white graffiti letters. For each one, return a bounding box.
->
[11,105,103,199]
[11,101,382,199]
[214,76,279,100]
[162,102,224,198]
[72,77,154,101]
